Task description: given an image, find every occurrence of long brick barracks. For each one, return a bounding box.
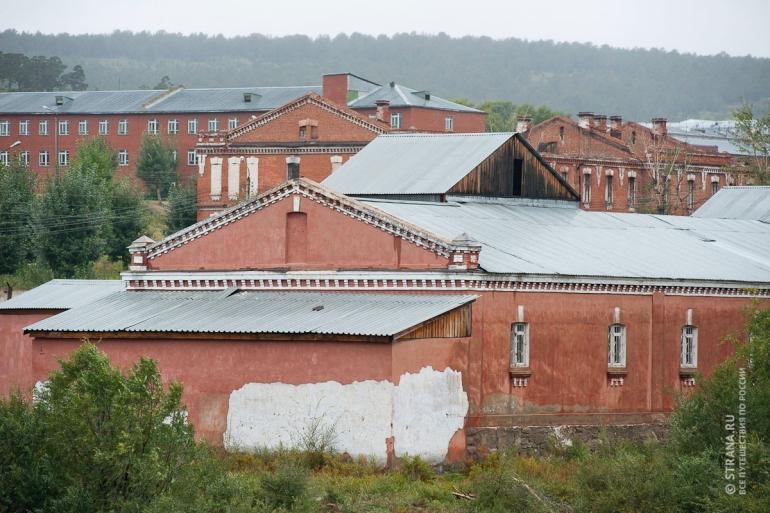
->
[1,73,768,463]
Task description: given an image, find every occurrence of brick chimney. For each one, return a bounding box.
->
[322,73,349,106]
[652,117,668,137]
[578,112,594,129]
[609,115,623,138]
[593,114,608,132]
[375,99,391,125]
[515,116,533,133]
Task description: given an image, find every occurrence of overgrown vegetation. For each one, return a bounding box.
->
[733,102,770,184]
[2,307,769,512]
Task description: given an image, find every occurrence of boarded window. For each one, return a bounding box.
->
[285,212,308,264]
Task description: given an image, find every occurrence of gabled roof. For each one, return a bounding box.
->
[0,279,124,310]
[531,115,636,156]
[227,93,388,142]
[25,291,476,338]
[693,186,770,222]
[348,82,483,113]
[322,132,515,194]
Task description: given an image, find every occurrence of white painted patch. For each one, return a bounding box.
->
[224,366,467,463]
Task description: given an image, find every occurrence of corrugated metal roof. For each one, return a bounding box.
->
[0,280,124,310]
[693,186,770,222]
[348,82,482,113]
[322,133,514,194]
[361,197,770,283]
[25,291,476,337]
[0,86,321,114]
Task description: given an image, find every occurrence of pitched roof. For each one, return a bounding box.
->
[321,132,515,194]
[361,197,770,284]
[348,82,482,113]
[25,291,476,338]
[0,86,321,115]
[0,279,124,310]
[693,186,770,222]
[530,115,636,157]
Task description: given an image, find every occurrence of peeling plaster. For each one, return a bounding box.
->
[224,366,467,463]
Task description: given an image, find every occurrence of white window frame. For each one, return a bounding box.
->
[98,119,109,135]
[118,119,128,135]
[19,120,29,136]
[39,120,49,135]
[444,116,454,132]
[608,324,626,368]
[58,150,69,167]
[228,117,238,130]
[605,174,613,206]
[681,326,698,368]
[390,112,401,129]
[147,118,159,135]
[188,118,198,134]
[118,150,128,166]
[187,150,197,166]
[208,118,219,132]
[168,119,179,135]
[39,150,49,167]
[19,150,29,166]
[0,151,8,166]
[78,119,88,135]
[510,323,530,368]
[0,120,9,136]
[58,120,69,135]
[582,174,591,204]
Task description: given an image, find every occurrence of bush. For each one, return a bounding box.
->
[260,461,309,511]
[400,455,435,482]
[467,454,549,513]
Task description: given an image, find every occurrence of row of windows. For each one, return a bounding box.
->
[0,149,198,167]
[0,117,239,137]
[387,113,454,131]
[510,322,698,369]
[579,173,720,207]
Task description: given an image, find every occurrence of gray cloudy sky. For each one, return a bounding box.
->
[4,0,770,57]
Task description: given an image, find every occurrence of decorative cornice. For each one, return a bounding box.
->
[145,179,475,261]
[198,145,364,155]
[120,270,770,298]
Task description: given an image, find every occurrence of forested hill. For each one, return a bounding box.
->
[2,30,769,120]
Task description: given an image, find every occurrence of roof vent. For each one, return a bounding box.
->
[243,93,252,103]
[312,305,324,311]
[55,95,64,106]
[389,81,396,88]
[413,90,431,101]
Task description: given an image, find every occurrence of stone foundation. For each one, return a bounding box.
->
[466,422,670,459]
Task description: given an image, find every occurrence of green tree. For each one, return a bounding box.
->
[734,103,770,184]
[136,135,177,201]
[60,64,88,91]
[106,178,147,262]
[0,160,35,274]
[165,178,198,233]
[71,137,118,182]
[0,343,197,513]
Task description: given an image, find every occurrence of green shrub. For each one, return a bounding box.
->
[400,455,435,482]
[260,461,309,511]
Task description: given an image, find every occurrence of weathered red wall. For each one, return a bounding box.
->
[0,310,59,397]
[152,195,450,271]
[355,106,486,133]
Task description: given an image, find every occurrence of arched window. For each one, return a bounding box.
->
[608,324,626,368]
[681,326,698,368]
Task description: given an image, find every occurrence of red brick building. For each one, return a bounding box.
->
[523,113,739,214]
[2,134,768,463]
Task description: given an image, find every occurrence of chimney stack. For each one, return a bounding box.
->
[578,112,594,129]
[515,115,532,133]
[652,117,668,137]
[593,114,608,132]
[610,115,622,131]
[322,73,349,106]
[375,99,391,125]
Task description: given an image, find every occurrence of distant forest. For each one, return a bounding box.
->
[1,30,769,120]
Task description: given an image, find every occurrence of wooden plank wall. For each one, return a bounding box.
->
[398,304,472,340]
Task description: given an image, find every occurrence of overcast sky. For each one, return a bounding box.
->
[4,0,770,58]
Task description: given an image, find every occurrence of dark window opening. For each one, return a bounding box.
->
[512,159,523,196]
[559,126,564,141]
[628,176,636,206]
[537,141,557,153]
[287,161,300,180]
[605,175,613,206]
[299,126,306,139]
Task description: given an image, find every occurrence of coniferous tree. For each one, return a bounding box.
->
[0,160,35,274]
[136,135,177,201]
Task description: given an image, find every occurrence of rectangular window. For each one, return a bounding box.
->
[628,176,636,206]
[582,173,591,204]
[58,120,69,135]
[687,180,695,210]
[188,118,198,134]
[168,119,179,134]
[147,119,159,135]
[390,112,401,129]
[608,324,626,368]
[187,150,197,166]
[171,150,177,162]
[559,126,565,141]
[39,120,49,135]
[19,120,29,136]
[0,151,8,166]
[0,120,9,136]
[228,117,238,130]
[39,150,49,167]
[444,116,454,132]
[208,118,219,132]
[605,175,613,206]
[118,119,128,135]
[681,326,698,368]
[58,150,69,167]
[19,150,29,166]
[711,180,719,195]
[510,323,529,367]
[99,119,109,135]
[78,120,88,135]
[118,150,128,166]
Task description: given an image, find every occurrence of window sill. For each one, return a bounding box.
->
[679,367,698,377]
[607,367,628,376]
[509,367,532,377]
